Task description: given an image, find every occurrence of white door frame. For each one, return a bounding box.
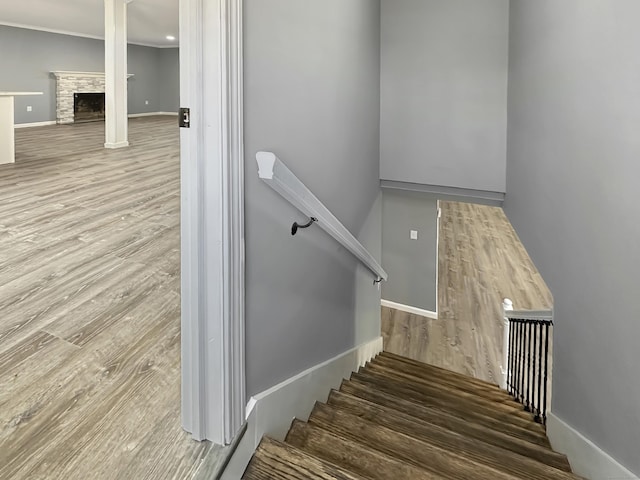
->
[179,0,245,444]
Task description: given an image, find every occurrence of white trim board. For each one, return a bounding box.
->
[381,299,438,320]
[179,0,245,445]
[14,121,57,129]
[547,412,639,480]
[219,336,384,479]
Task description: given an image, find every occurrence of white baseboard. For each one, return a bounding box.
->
[220,336,384,479]
[128,111,178,118]
[14,121,57,129]
[381,299,438,320]
[104,141,130,149]
[547,412,639,480]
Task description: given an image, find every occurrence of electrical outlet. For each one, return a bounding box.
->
[410,230,418,240]
[145,100,149,105]
[26,106,32,112]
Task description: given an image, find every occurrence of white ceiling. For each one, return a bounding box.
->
[0,0,179,48]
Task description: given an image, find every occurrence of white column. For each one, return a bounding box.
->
[0,96,15,165]
[104,0,129,149]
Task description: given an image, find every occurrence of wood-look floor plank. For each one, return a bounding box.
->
[0,117,223,480]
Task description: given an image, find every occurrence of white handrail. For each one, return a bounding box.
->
[256,151,388,283]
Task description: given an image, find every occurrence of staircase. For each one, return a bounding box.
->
[242,351,579,479]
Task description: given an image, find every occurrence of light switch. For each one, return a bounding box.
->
[26,106,32,112]
[410,230,418,240]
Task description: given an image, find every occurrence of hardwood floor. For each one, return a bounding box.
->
[0,118,226,479]
[382,200,553,385]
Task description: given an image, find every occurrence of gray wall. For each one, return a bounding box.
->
[244,0,382,396]
[158,48,180,113]
[380,0,509,193]
[505,1,640,474]
[382,190,438,312]
[0,26,179,123]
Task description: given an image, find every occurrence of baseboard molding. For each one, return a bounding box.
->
[547,412,639,479]
[381,180,505,206]
[128,111,178,118]
[14,121,57,129]
[219,336,384,479]
[104,141,130,149]
[381,299,438,320]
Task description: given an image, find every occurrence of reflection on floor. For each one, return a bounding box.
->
[0,117,227,479]
[382,200,552,385]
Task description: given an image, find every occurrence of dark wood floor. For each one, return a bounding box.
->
[383,201,553,385]
[0,118,225,479]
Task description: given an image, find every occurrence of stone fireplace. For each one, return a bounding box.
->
[51,71,133,124]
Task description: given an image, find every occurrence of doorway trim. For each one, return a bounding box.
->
[179,0,245,444]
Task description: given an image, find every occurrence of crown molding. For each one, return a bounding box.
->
[0,21,179,49]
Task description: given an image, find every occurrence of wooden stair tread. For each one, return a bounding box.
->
[286,419,445,480]
[341,378,552,449]
[242,437,367,480]
[372,355,517,403]
[379,351,502,390]
[351,370,549,439]
[361,364,532,421]
[242,352,571,480]
[325,390,577,478]
[331,387,570,471]
[308,402,524,480]
[366,360,524,408]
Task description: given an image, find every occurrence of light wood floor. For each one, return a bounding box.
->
[0,118,226,479]
[383,200,553,385]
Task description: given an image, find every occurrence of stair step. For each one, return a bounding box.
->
[366,360,523,408]
[373,355,517,403]
[380,351,502,390]
[325,390,577,478]
[352,369,547,436]
[330,388,570,471]
[242,437,367,480]
[362,364,530,420]
[308,402,523,480]
[285,419,444,480]
[341,378,552,449]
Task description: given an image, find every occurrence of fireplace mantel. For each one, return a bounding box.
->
[51,71,135,79]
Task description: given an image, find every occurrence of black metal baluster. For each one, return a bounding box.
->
[519,320,526,403]
[514,320,520,400]
[519,320,525,406]
[528,321,532,408]
[536,321,544,423]
[531,321,538,418]
[542,322,551,424]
